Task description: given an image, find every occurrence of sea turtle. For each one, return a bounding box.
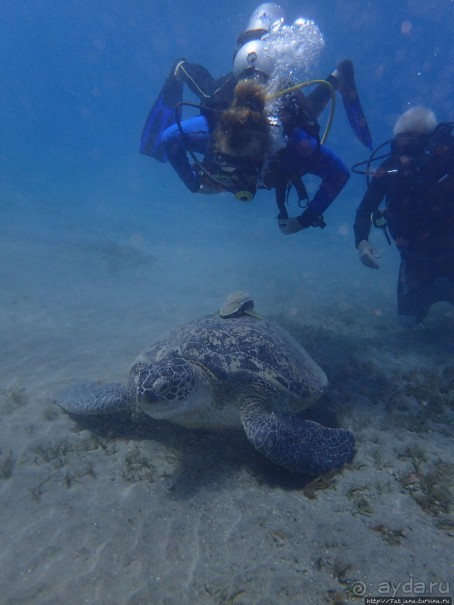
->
[58,304,355,475]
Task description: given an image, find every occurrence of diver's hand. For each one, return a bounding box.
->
[278,217,305,235]
[358,240,381,269]
[278,208,326,234]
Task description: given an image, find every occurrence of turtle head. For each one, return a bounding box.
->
[132,358,213,420]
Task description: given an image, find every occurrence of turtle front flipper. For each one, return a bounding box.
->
[58,381,131,415]
[240,400,355,476]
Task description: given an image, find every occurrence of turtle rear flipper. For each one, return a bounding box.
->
[58,381,131,415]
[240,400,355,476]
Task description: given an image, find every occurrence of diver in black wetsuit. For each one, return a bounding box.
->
[353,106,454,328]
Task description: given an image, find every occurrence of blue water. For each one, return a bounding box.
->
[1,0,452,207]
[0,2,453,604]
[1,0,452,340]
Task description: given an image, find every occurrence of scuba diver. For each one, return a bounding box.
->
[140,3,373,235]
[353,106,454,328]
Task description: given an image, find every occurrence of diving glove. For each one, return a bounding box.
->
[358,240,381,269]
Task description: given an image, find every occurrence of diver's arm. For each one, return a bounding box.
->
[277,142,349,234]
[353,175,387,246]
[160,116,211,193]
[307,144,350,216]
[277,133,349,234]
[353,171,389,268]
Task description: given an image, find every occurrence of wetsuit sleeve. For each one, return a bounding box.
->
[353,168,388,247]
[160,115,211,193]
[304,144,350,216]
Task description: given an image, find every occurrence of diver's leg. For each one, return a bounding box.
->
[335,60,373,149]
[304,77,336,120]
[397,257,431,327]
[140,59,185,160]
[306,60,373,149]
[174,60,215,102]
[428,257,454,309]
[140,59,217,161]
[304,61,356,119]
[160,115,210,192]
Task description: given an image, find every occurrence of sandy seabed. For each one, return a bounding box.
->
[0,195,452,605]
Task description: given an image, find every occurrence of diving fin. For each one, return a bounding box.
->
[336,60,373,150]
[139,60,184,162]
[174,62,215,102]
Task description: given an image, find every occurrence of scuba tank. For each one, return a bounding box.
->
[233,3,285,81]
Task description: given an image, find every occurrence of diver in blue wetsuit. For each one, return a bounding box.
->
[159,78,350,232]
[140,3,372,234]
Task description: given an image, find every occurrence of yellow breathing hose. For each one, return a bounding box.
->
[266,79,336,144]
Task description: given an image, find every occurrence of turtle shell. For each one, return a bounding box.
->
[133,315,327,415]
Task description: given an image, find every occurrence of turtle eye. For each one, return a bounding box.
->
[137,369,163,402]
[137,359,196,407]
